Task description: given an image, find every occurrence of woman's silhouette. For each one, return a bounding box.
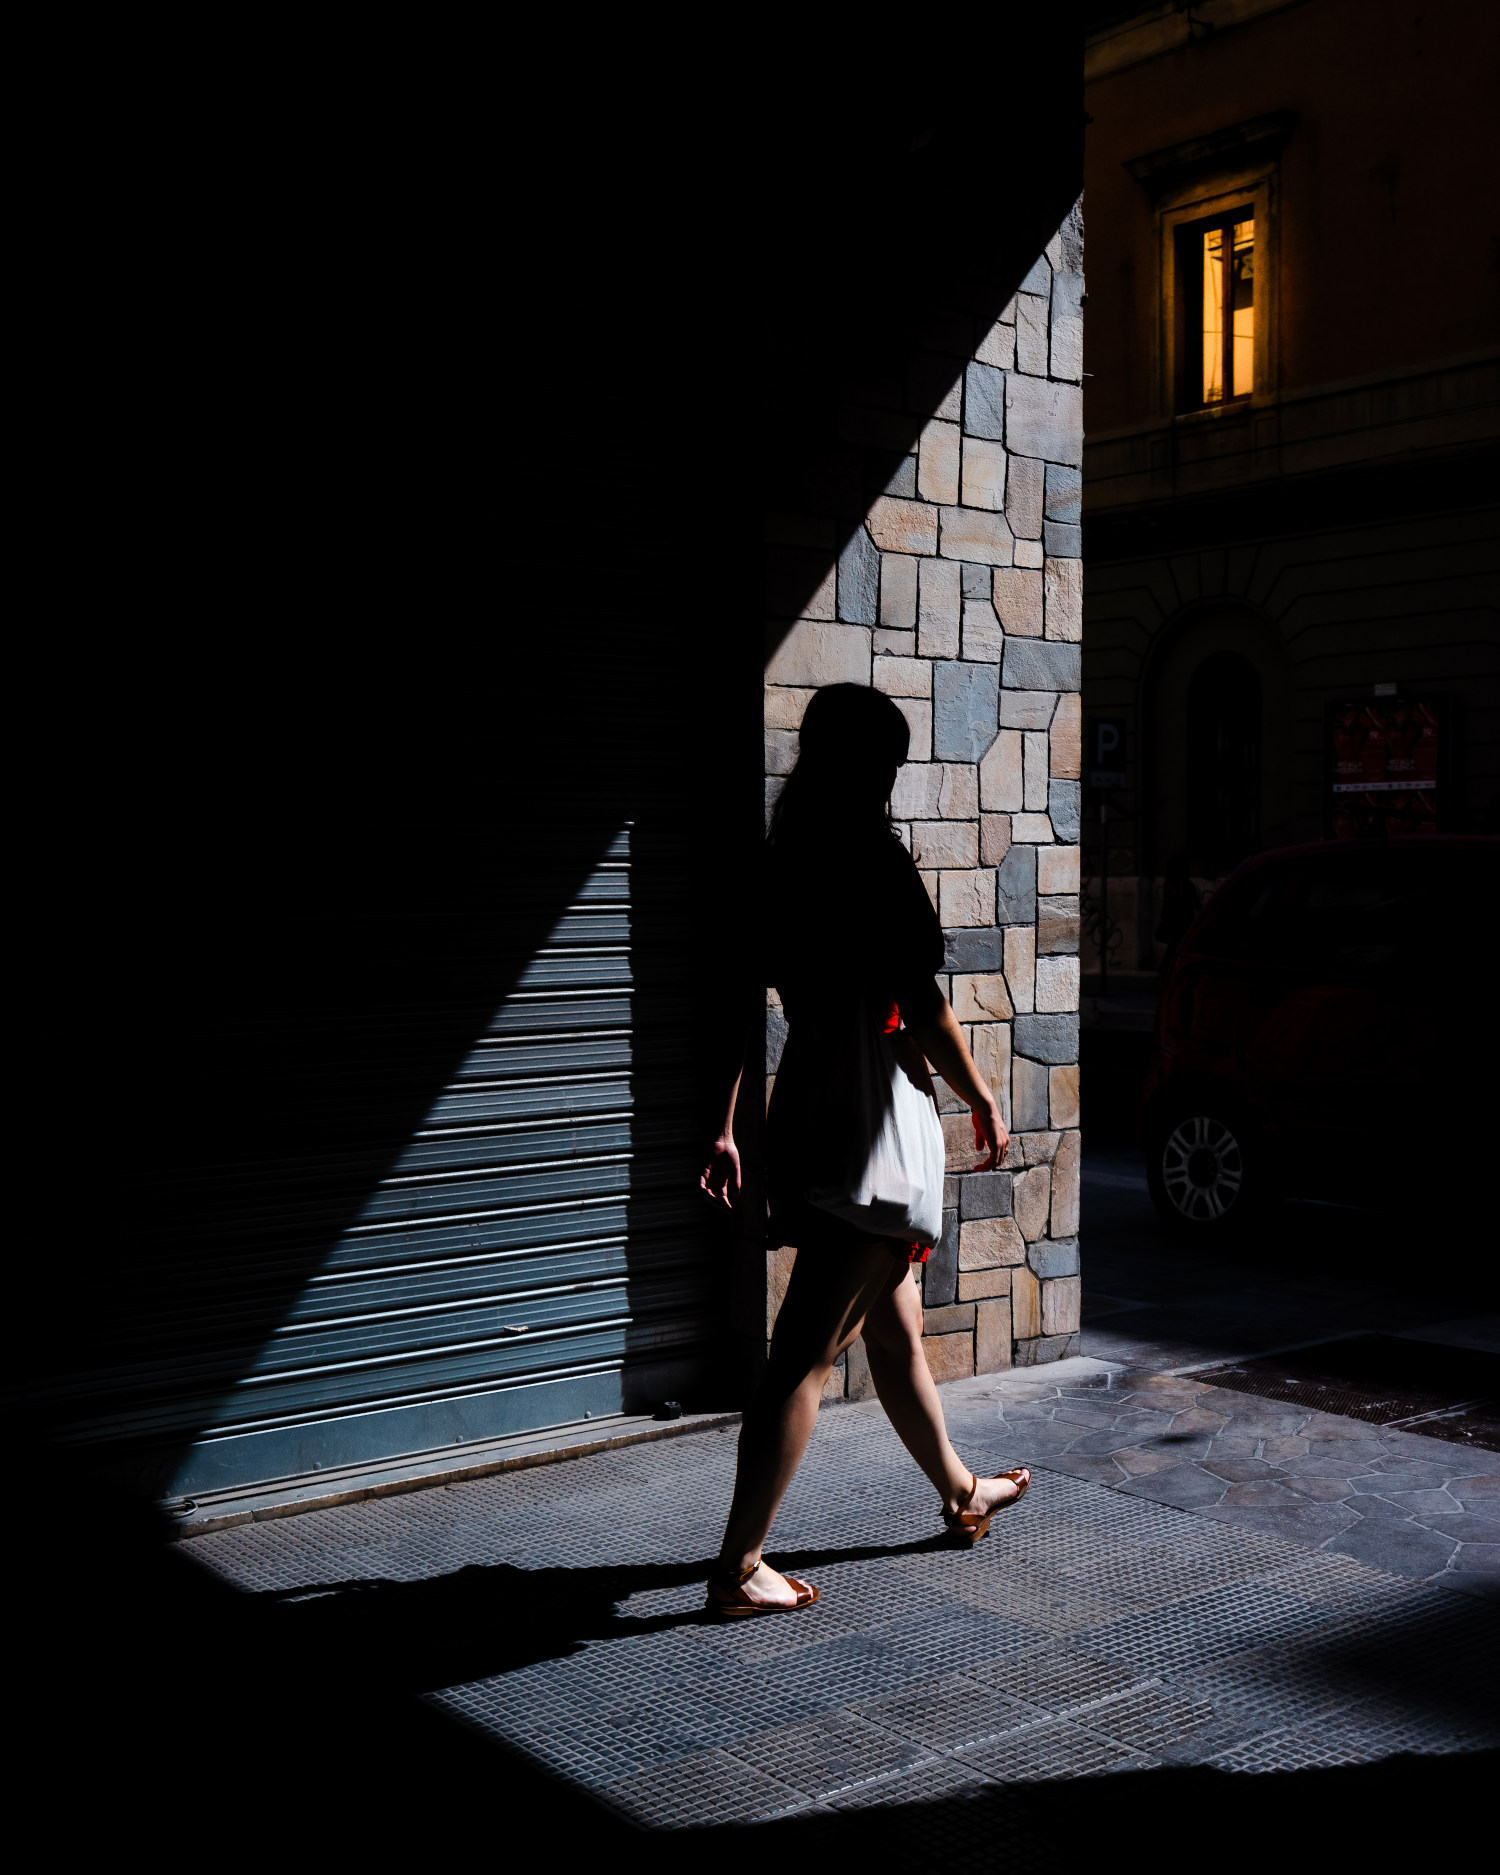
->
[699,685,1030,1616]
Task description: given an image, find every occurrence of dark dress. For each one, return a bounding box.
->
[765,829,946,1255]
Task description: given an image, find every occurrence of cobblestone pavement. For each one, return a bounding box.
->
[189,1372,1498,1830]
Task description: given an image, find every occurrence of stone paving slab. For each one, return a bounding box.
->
[187,1372,1499,1829]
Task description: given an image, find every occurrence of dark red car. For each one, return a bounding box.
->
[1141,835,1499,1233]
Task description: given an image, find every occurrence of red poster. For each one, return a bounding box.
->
[1328,698,1441,839]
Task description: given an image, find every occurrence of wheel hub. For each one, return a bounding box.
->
[1161,1116,1244,1222]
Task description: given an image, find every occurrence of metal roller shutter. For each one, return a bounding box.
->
[39,816,716,1500]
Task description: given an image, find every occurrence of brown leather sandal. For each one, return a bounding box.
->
[942,1468,1031,1545]
[705,1558,819,1620]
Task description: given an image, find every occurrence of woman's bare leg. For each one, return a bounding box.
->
[862,1267,1028,1517]
[716,1240,896,1604]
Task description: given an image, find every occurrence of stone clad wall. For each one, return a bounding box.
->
[762,202,1085,1388]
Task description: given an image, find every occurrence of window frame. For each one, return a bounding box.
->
[1154,169,1278,421]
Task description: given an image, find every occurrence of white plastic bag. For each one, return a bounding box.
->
[806,1022,946,1246]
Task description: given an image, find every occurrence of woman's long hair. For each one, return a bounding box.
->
[768,683,910,853]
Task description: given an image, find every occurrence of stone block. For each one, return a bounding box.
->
[939,506,1014,567]
[975,315,1015,371]
[1044,522,1082,559]
[1044,557,1082,643]
[1041,1275,1081,1336]
[845,1334,875,1401]
[913,821,978,869]
[1012,813,1054,843]
[881,454,918,498]
[963,361,1007,440]
[922,1331,975,1385]
[1003,637,1081,692]
[1049,780,1081,843]
[942,1110,977,1171]
[943,927,1003,973]
[924,1207,959,1307]
[936,763,979,817]
[874,629,917,657]
[1050,274,1085,382]
[1045,463,1082,524]
[1049,692,1082,780]
[997,844,1037,927]
[917,418,962,505]
[1011,1052,1049,1131]
[1000,690,1058,730]
[971,1023,1011,1125]
[917,557,961,659]
[908,346,965,411]
[962,598,1004,663]
[991,566,1044,639]
[918,871,939,913]
[939,869,995,927]
[1035,955,1079,1015]
[933,662,999,762]
[879,553,918,630]
[1037,895,1080,955]
[837,524,880,626]
[961,562,991,599]
[866,496,938,555]
[1014,1130,1059,1167]
[959,1214,1026,1269]
[959,1267,1012,1301]
[960,1170,1013,1220]
[1058,198,1084,276]
[1013,1013,1079,1064]
[766,621,872,688]
[1037,844,1080,895]
[1051,1130,1080,1234]
[1023,731,1050,811]
[821,1352,847,1400]
[980,813,1012,866]
[960,436,1006,511]
[952,972,1012,1021]
[1049,1063,1080,1129]
[765,685,813,731]
[766,545,838,621]
[767,1002,787,1074]
[1013,539,1044,569]
[1015,292,1050,376]
[767,1243,797,1334]
[922,1302,976,1336]
[1005,375,1083,467]
[979,729,1023,812]
[1028,1237,1079,1280]
[873,656,932,698]
[1006,456,1045,540]
[895,696,933,761]
[893,763,941,818]
[765,727,799,774]
[975,1296,1013,1372]
[1011,1265,1041,1340]
[1020,252,1051,296]
[1004,923,1036,1015]
[1014,1164,1051,1242]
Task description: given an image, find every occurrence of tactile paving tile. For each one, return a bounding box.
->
[1067,1683,1217,1752]
[602,1749,813,1827]
[877,1601,1051,1672]
[971,1645,1142,1712]
[724,1711,934,1798]
[942,1569,1135,1637]
[1060,1539,1284,1607]
[1076,1580,1338,1674]
[1252,1554,1433,1613]
[853,1673,1039,1751]
[827,1754,997,1812]
[953,1717,1143,1783]
[1209,1704,1499,1774]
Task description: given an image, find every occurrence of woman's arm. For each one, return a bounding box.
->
[699,1063,743,1209]
[907,995,1010,1170]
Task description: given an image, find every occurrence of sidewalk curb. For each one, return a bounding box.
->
[167,1409,743,1541]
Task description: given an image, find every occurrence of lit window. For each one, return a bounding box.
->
[1191,214,1254,405]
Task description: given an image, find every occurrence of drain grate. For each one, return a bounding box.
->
[1195,1336,1500,1451]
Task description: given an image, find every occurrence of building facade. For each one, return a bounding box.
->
[1079,0,1499,980]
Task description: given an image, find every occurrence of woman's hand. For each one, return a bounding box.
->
[699,1132,741,1209]
[971,1097,1009,1172]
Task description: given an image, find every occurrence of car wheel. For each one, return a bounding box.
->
[1147,1109,1257,1232]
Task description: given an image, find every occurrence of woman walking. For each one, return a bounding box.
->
[699,684,1030,1617]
